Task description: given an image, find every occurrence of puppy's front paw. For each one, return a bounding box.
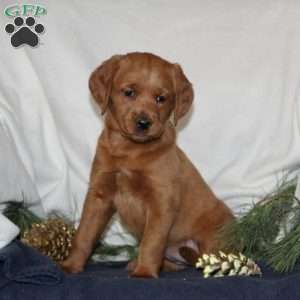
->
[59,257,84,274]
[130,264,158,279]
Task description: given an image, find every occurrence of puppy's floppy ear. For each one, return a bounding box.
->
[172,63,194,126]
[89,55,122,114]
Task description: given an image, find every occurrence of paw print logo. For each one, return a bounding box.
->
[5,16,44,48]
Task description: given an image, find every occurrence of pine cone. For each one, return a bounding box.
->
[195,251,262,278]
[21,218,75,262]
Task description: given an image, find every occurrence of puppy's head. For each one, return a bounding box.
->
[89,52,193,143]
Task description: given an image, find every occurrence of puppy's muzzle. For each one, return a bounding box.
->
[124,112,162,143]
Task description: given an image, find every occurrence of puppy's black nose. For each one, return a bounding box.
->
[136,117,152,131]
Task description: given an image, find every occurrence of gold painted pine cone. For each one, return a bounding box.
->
[195,251,262,278]
[21,218,75,262]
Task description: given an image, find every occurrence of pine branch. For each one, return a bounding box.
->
[3,201,42,234]
[218,180,297,267]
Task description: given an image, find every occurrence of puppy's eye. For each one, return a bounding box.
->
[156,95,166,103]
[123,88,135,98]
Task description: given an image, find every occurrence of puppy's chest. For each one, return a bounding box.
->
[113,169,150,236]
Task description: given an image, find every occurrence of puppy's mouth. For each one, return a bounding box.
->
[123,131,163,143]
[121,127,164,143]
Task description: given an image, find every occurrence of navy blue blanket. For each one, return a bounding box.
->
[1,241,300,300]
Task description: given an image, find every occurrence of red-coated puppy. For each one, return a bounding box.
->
[61,52,234,278]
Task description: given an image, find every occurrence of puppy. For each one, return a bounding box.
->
[61,52,234,278]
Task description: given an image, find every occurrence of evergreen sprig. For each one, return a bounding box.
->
[218,180,299,272]
[3,200,42,234]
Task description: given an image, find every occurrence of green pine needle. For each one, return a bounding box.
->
[266,223,300,273]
